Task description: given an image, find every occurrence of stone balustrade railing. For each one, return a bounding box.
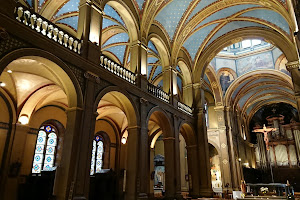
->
[15,5,82,54]
[178,102,193,115]
[147,83,170,103]
[100,55,136,84]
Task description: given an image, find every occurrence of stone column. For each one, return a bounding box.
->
[130,40,148,88]
[163,67,178,104]
[125,126,140,200]
[182,84,193,107]
[53,107,83,200]
[78,0,102,64]
[214,106,235,192]
[149,148,155,194]
[138,98,149,199]
[224,107,240,190]
[256,132,267,169]
[173,115,182,198]
[286,61,300,116]
[72,72,99,199]
[163,137,176,199]
[3,124,30,200]
[194,86,213,197]
[186,145,200,198]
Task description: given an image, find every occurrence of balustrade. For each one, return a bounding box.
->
[100,55,136,84]
[147,83,170,103]
[178,102,193,115]
[15,5,82,54]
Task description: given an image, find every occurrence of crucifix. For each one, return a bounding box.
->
[253,124,276,150]
[253,124,277,184]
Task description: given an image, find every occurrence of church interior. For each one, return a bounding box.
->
[1,0,300,199]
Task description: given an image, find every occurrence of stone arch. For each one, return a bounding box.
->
[147,106,173,139]
[193,27,299,82]
[224,69,293,107]
[148,33,171,68]
[0,87,17,193]
[94,87,139,128]
[205,66,223,105]
[0,48,83,109]
[179,122,196,146]
[102,0,139,43]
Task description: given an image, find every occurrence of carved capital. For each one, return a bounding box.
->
[84,71,100,83]
[286,61,300,72]
[140,97,148,105]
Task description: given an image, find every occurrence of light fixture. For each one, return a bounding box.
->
[238,158,242,162]
[121,137,127,144]
[0,82,6,87]
[7,70,12,73]
[19,114,29,125]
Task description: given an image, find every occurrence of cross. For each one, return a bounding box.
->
[253,124,276,150]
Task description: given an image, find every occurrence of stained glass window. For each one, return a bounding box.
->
[32,125,57,174]
[90,136,104,175]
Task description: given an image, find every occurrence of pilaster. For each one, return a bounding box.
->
[163,137,176,199]
[138,98,149,199]
[78,0,102,64]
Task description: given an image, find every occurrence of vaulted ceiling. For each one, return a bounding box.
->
[21,0,295,71]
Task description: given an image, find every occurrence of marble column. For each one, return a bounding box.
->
[78,0,102,63]
[125,126,140,200]
[173,115,182,198]
[182,84,193,107]
[130,40,148,88]
[286,61,300,116]
[186,145,200,197]
[53,107,83,200]
[138,98,149,199]
[214,106,234,192]
[194,86,213,197]
[3,124,30,200]
[72,72,99,200]
[163,137,176,199]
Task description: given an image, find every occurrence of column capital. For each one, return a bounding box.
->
[183,83,193,90]
[193,81,203,89]
[129,40,147,50]
[127,125,141,130]
[286,61,300,72]
[65,107,84,113]
[84,71,100,83]
[163,137,175,141]
[214,106,225,111]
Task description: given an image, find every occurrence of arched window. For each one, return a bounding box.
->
[90,135,104,175]
[32,125,57,174]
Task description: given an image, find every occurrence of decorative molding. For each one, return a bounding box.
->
[84,71,100,83]
[222,159,228,165]
[221,143,227,149]
[28,128,39,135]
[286,61,300,71]
[140,97,148,105]
[0,122,9,130]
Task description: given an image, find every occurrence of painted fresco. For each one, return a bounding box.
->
[216,58,236,71]
[219,70,235,95]
[236,52,274,76]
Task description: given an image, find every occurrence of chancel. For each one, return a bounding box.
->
[0,0,300,200]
